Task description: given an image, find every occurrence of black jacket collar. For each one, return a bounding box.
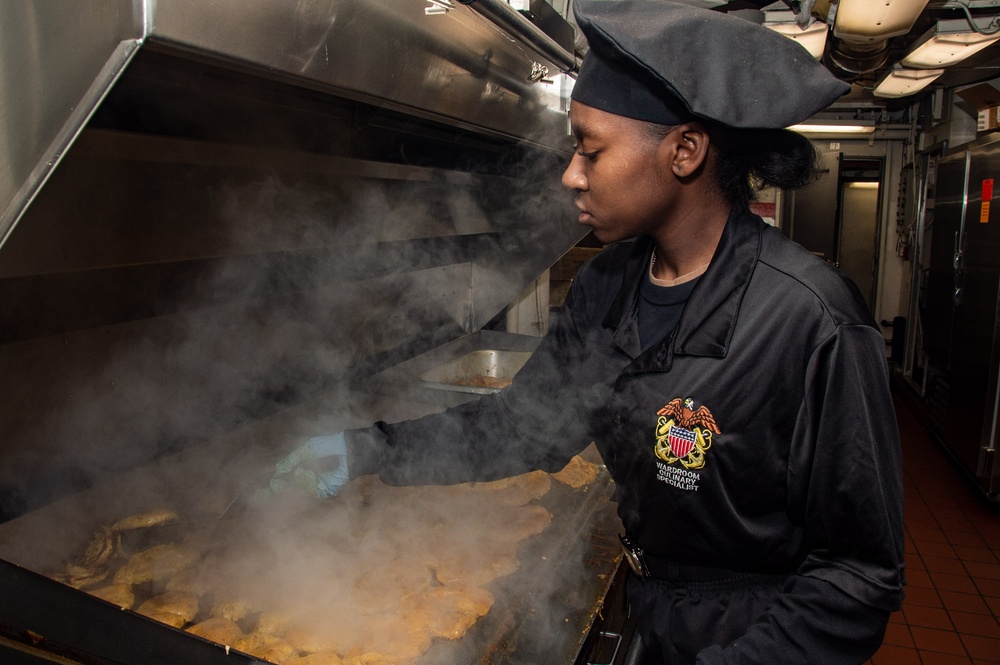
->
[603,208,762,368]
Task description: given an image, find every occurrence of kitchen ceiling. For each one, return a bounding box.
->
[576,1,1000,112]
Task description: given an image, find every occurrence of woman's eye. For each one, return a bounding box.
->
[577,149,598,161]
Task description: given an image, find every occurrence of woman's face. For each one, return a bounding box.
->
[561,101,680,245]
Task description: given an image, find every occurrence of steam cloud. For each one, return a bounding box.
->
[0,121,620,662]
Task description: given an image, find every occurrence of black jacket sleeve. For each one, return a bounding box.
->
[792,324,906,610]
[345,276,601,486]
[696,576,890,665]
[698,323,905,664]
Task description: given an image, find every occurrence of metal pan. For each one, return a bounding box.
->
[419,349,533,395]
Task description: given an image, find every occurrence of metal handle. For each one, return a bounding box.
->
[457,0,578,73]
[953,230,965,306]
[587,631,623,665]
[953,231,964,273]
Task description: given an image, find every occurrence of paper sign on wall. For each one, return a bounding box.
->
[982,179,994,223]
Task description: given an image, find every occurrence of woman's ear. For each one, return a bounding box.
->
[666,122,710,178]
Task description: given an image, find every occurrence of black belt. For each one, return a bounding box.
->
[619,534,764,583]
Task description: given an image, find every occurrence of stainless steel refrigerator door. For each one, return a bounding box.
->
[962,139,1000,497]
[924,136,1000,499]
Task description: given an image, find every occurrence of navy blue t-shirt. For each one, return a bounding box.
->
[637,273,699,352]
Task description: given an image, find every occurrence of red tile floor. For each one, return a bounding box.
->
[868,392,1000,664]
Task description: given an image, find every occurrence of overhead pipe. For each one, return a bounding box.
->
[828,37,890,75]
[457,0,579,75]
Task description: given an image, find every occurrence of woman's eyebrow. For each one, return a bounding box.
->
[571,121,594,141]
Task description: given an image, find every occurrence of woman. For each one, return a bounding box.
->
[271,2,905,663]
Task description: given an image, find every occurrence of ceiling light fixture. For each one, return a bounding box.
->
[764,20,830,59]
[873,66,945,98]
[833,0,930,43]
[761,2,829,59]
[788,120,876,134]
[901,18,1000,68]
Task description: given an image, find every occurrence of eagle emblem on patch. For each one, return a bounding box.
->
[654,397,721,470]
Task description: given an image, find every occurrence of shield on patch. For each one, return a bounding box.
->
[668,425,697,458]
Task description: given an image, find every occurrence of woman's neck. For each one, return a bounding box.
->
[649,204,730,281]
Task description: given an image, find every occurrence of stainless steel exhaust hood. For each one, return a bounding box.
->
[0,0,577,251]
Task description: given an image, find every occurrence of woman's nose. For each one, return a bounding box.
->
[561,154,587,191]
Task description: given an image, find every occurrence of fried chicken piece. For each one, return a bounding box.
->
[445,585,494,616]
[111,508,179,532]
[187,617,243,645]
[468,470,552,506]
[401,585,495,640]
[165,568,210,596]
[60,509,181,587]
[233,633,296,664]
[256,612,291,636]
[79,527,117,569]
[287,619,380,656]
[431,543,518,586]
[50,565,108,590]
[140,609,189,629]
[211,598,251,623]
[137,591,199,628]
[352,558,432,614]
[345,655,394,665]
[504,504,552,540]
[89,583,135,609]
[551,455,599,488]
[284,624,341,655]
[49,531,116,590]
[113,543,197,585]
[354,612,432,664]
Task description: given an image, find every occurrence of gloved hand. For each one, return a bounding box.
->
[257,432,350,502]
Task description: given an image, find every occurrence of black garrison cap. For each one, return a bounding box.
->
[571,0,850,129]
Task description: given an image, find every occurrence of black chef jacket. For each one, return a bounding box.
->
[349,208,905,618]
